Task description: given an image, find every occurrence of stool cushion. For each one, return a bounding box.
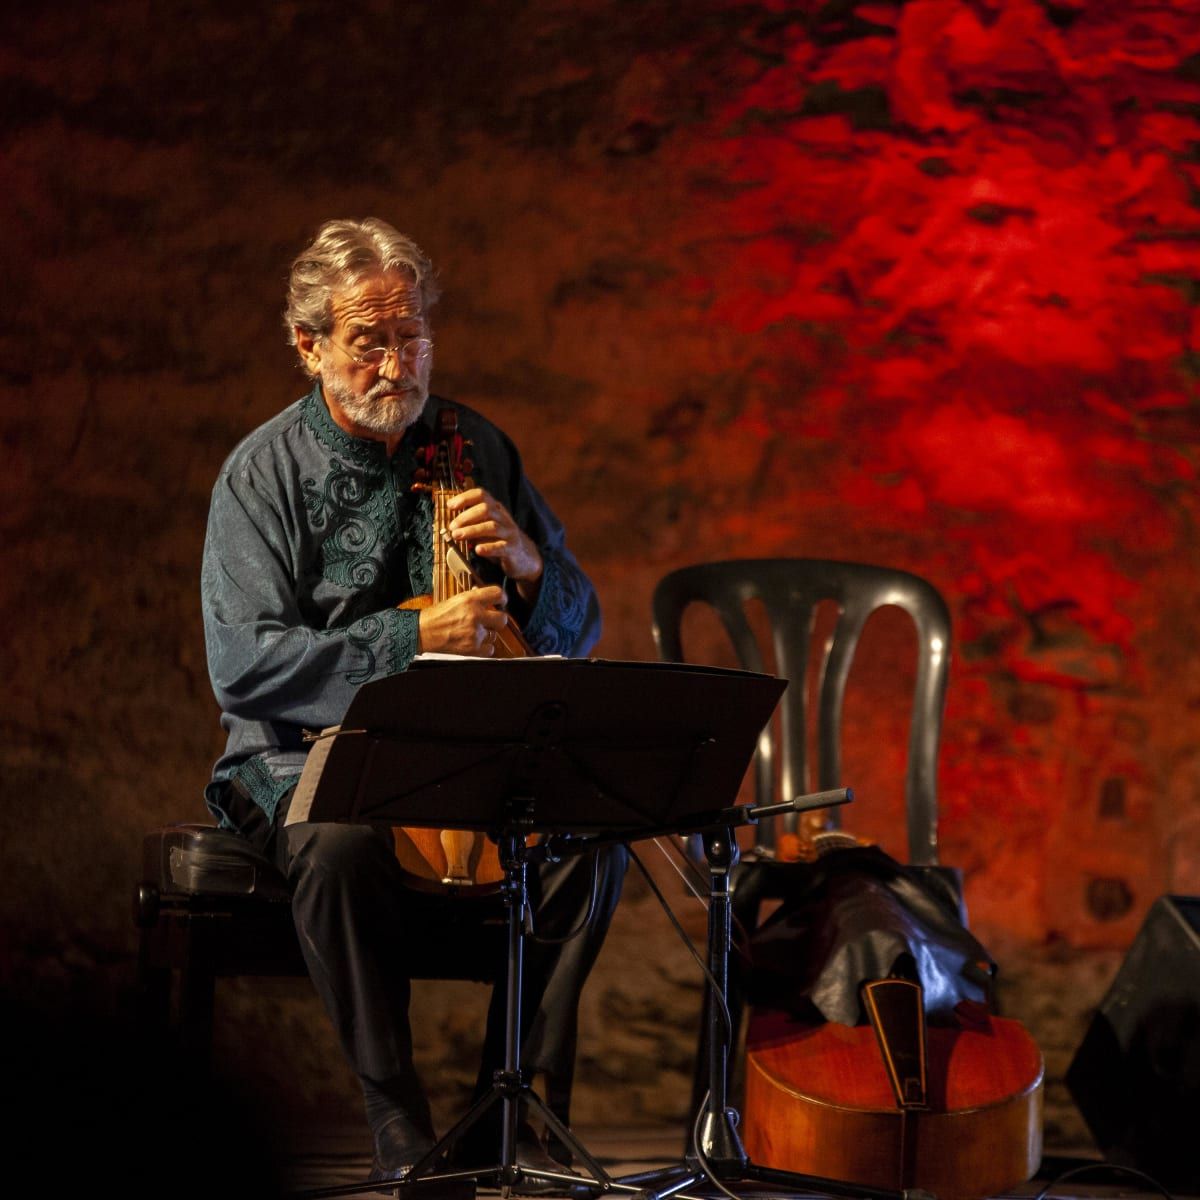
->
[143,823,292,902]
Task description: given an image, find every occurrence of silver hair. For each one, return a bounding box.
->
[284,218,441,345]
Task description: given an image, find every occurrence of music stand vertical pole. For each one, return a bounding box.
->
[499,827,526,1191]
[699,827,747,1164]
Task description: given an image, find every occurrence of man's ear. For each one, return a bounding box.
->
[294,327,322,377]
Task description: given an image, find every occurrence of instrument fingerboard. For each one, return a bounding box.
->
[432,488,477,602]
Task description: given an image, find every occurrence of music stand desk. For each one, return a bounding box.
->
[288,658,785,1199]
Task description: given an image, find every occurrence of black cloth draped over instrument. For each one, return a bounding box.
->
[741,846,995,1027]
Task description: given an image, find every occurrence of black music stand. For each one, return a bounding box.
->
[287,657,787,1200]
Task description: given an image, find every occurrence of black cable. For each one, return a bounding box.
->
[529,842,601,945]
[626,845,734,1046]
[658,836,755,963]
[1032,1162,1175,1200]
[690,1088,744,1200]
[653,836,711,910]
[630,844,746,1200]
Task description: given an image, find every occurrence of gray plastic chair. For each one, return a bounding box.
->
[652,557,952,868]
[653,558,962,1112]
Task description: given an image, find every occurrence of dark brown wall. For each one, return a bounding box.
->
[3,0,1199,1148]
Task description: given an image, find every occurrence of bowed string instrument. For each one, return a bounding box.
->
[737,823,1042,1200]
[395,406,534,892]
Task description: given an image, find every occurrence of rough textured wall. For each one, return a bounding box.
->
[2,0,1199,1150]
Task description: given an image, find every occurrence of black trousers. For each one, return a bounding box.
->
[265,793,626,1140]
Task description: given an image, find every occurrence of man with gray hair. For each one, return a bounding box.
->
[201,218,624,1190]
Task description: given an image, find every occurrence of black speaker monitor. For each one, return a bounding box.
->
[1066,895,1200,1190]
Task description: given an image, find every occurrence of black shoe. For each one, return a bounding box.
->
[367,1168,477,1200]
[369,1117,476,1200]
[511,1129,585,1197]
[448,1121,545,1165]
[368,1157,477,1199]
[448,1121,584,1193]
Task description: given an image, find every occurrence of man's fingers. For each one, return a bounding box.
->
[446,489,520,544]
[451,519,501,541]
[446,487,485,511]
[471,585,505,606]
[449,503,490,530]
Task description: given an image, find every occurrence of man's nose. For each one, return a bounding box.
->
[378,347,407,380]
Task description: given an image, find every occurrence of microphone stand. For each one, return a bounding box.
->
[610,789,920,1200]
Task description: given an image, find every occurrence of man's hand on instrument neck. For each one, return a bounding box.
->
[446,488,544,604]
[415,587,509,656]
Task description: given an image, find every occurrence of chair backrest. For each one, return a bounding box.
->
[652,558,951,866]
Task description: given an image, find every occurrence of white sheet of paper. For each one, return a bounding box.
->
[412,652,564,662]
[287,726,341,824]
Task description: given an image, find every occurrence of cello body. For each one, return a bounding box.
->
[743,1005,1043,1200]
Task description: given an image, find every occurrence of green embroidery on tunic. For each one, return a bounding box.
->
[302,459,395,589]
[343,612,388,685]
[231,755,297,825]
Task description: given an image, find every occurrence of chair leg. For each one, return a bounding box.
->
[135,935,173,1036]
[176,923,218,1068]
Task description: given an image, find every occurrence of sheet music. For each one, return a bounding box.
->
[413,652,564,662]
[287,725,341,824]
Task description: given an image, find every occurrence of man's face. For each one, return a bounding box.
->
[305,270,433,438]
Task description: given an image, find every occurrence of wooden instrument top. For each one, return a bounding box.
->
[747,1007,1044,1112]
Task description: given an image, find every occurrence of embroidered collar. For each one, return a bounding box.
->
[301,385,384,467]
[301,384,439,468]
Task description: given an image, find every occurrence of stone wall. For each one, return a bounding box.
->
[3,0,1199,1152]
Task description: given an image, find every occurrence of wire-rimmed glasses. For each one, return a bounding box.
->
[327,336,433,369]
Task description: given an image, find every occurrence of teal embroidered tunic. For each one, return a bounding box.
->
[202,385,600,826]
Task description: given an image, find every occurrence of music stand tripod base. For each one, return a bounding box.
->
[402,828,615,1199]
[290,827,616,1200]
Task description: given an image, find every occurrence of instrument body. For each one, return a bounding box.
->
[742,839,1039,1199]
[393,407,532,891]
[743,1005,1043,1200]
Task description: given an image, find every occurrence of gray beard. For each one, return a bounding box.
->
[322,372,428,435]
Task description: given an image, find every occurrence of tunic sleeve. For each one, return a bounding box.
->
[484,424,600,657]
[509,472,601,658]
[201,462,420,730]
